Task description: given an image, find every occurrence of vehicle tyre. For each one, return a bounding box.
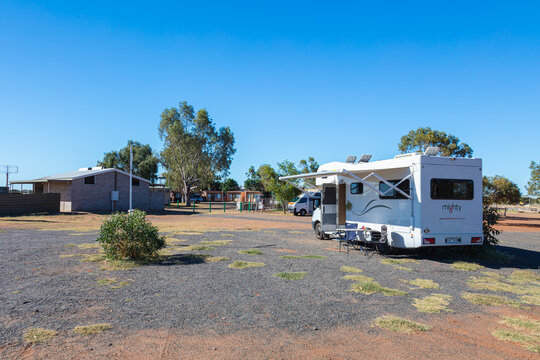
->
[299,209,306,216]
[293,210,298,216]
[315,222,324,240]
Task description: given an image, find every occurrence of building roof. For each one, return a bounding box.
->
[10,167,151,185]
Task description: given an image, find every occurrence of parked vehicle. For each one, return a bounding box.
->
[287,192,321,216]
[189,194,204,203]
[279,149,483,250]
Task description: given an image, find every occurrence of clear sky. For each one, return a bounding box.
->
[1,1,539,191]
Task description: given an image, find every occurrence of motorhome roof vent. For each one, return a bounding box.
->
[358,154,372,163]
[424,147,440,156]
[345,156,357,163]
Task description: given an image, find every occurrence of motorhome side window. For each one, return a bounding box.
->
[430,179,474,200]
[297,197,307,203]
[379,179,410,199]
[350,182,363,194]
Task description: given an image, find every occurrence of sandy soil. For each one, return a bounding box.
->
[496,212,540,233]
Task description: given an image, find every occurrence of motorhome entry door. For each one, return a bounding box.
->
[322,185,337,231]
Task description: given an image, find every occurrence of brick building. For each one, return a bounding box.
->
[11,167,167,212]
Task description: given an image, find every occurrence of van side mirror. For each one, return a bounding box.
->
[314,199,320,209]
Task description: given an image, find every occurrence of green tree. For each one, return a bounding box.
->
[159,101,236,205]
[525,161,540,196]
[259,161,300,213]
[398,127,473,157]
[298,156,319,186]
[222,178,239,194]
[244,166,264,192]
[98,140,159,181]
[483,176,522,205]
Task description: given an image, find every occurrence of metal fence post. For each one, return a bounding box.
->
[240,201,242,212]
[223,201,226,212]
[193,202,195,213]
[209,200,212,213]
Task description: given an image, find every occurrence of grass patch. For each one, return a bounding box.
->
[349,280,407,296]
[200,240,231,246]
[99,259,140,271]
[381,259,417,271]
[12,290,21,294]
[110,281,130,289]
[280,255,326,260]
[273,272,307,280]
[342,274,373,282]
[340,266,363,273]
[501,316,540,334]
[165,237,188,245]
[228,260,265,269]
[300,255,326,259]
[72,243,101,249]
[80,253,107,263]
[492,329,540,353]
[521,295,540,306]
[178,244,214,251]
[239,249,263,255]
[413,294,452,313]
[375,316,431,333]
[23,327,58,344]
[467,276,529,295]
[452,261,483,271]
[73,323,112,335]
[462,292,521,308]
[508,270,540,284]
[205,256,229,263]
[403,278,440,289]
[97,278,116,286]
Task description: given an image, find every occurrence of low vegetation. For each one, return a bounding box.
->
[239,249,263,255]
[349,279,407,296]
[97,210,165,260]
[205,256,229,262]
[200,240,232,246]
[340,266,363,273]
[280,255,326,260]
[273,272,307,280]
[403,278,440,289]
[228,260,266,269]
[73,323,112,335]
[381,258,418,271]
[492,327,540,353]
[452,261,483,271]
[23,327,58,344]
[412,294,452,313]
[461,292,521,308]
[178,244,214,251]
[374,316,431,333]
[97,278,130,289]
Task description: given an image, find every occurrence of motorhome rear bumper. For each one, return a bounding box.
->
[421,234,483,246]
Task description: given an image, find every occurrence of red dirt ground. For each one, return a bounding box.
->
[496,212,540,233]
[5,307,538,360]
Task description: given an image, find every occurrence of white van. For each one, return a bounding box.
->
[287,192,321,216]
[280,150,483,250]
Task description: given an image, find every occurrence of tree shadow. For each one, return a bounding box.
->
[149,253,211,266]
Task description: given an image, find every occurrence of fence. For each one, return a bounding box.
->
[0,193,60,216]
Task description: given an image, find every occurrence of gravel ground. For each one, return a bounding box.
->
[0,227,539,352]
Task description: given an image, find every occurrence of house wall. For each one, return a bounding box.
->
[42,181,72,212]
[69,171,163,212]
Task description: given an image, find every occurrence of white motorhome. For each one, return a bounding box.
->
[279,150,484,250]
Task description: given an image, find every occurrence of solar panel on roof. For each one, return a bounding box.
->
[345,156,357,163]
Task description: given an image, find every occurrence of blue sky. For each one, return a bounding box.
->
[1,1,539,191]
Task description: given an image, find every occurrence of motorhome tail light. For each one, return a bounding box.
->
[423,237,435,245]
[471,237,482,243]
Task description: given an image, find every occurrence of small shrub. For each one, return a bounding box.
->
[483,205,501,246]
[97,210,165,260]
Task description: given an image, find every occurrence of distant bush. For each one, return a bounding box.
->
[97,210,165,260]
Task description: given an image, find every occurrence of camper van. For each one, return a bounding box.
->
[287,192,321,216]
[279,149,483,250]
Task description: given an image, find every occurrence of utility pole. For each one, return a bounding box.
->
[129,145,133,214]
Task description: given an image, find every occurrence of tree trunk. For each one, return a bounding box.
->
[184,182,191,207]
[282,201,287,214]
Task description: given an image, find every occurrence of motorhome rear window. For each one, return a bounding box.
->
[350,183,363,194]
[379,179,410,199]
[430,179,474,200]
